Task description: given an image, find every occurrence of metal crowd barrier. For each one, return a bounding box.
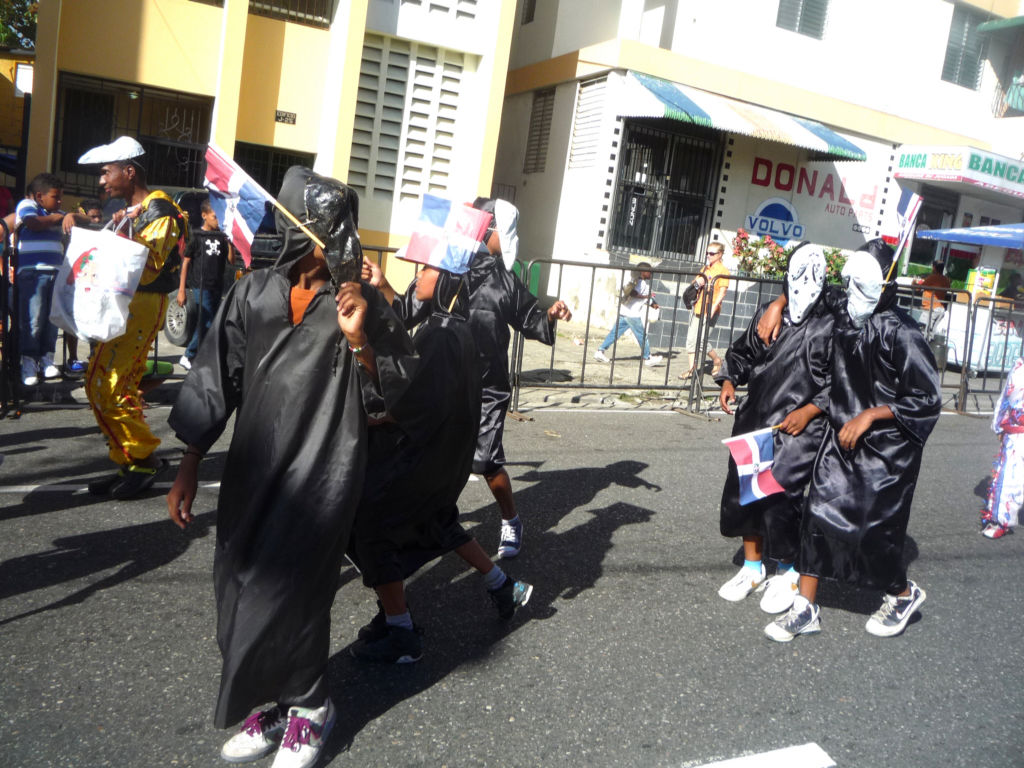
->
[506,260,994,415]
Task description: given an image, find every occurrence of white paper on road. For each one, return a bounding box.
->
[690,742,835,768]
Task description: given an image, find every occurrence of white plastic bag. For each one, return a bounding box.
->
[50,218,150,342]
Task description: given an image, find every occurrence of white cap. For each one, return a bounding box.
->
[78,136,146,165]
[493,198,519,271]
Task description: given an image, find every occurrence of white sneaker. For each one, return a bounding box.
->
[221,705,287,763]
[643,354,665,367]
[271,698,336,768]
[717,564,766,602]
[865,581,926,637]
[21,356,38,386]
[759,568,801,614]
[594,349,611,363]
[764,595,821,642]
[178,355,192,371]
[41,354,59,379]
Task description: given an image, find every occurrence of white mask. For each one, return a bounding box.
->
[842,251,885,328]
[786,246,826,324]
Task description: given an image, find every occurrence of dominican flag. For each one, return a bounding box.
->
[399,194,493,275]
[895,188,923,243]
[203,144,273,267]
[721,427,786,505]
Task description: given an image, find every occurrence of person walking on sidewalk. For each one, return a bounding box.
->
[594,261,664,367]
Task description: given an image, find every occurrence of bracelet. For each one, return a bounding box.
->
[183,449,204,459]
[349,343,368,355]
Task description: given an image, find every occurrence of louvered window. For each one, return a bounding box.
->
[399,0,477,21]
[349,34,465,201]
[942,5,990,90]
[569,77,606,170]
[776,0,828,40]
[523,88,555,174]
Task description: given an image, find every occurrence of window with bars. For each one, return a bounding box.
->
[189,1,334,29]
[52,72,213,196]
[233,142,316,197]
[523,88,555,174]
[348,34,465,201]
[776,0,828,40]
[942,5,990,90]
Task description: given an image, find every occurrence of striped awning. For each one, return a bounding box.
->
[620,72,867,161]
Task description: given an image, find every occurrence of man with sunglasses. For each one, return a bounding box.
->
[680,242,730,381]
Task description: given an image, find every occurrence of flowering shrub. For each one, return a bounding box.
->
[731,228,847,284]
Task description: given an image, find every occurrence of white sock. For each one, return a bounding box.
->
[385,611,413,631]
[483,565,507,591]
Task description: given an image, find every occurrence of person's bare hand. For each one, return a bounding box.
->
[167,459,200,530]
[548,300,572,322]
[61,212,77,234]
[757,299,785,345]
[336,282,368,344]
[838,411,874,450]
[719,380,736,414]
[779,407,812,436]
[176,289,186,307]
[361,257,384,288]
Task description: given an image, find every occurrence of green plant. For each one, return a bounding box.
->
[732,228,847,284]
[823,247,846,285]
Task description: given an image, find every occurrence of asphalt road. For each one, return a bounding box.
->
[0,389,1020,767]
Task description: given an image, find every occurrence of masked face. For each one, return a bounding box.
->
[785,246,826,324]
[303,177,362,285]
[842,251,885,328]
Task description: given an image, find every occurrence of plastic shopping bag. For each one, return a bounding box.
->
[50,219,150,342]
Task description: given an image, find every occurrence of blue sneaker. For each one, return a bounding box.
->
[489,578,533,620]
[65,359,87,376]
[498,516,523,558]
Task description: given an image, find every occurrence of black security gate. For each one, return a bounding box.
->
[608,120,723,264]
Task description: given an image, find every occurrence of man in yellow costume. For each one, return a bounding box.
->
[78,137,187,499]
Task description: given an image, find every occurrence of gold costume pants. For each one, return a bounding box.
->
[84,291,168,466]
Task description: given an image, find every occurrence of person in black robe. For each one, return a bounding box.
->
[757,239,941,643]
[165,167,416,767]
[348,226,535,665]
[363,197,571,560]
[713,244,833,615]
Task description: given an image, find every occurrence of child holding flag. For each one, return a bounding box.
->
[757,239,941,641]
[715,243,833,614]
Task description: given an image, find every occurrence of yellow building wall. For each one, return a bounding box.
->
[235,16,330,151]
[0,52,32,148]
[55,0,221,93]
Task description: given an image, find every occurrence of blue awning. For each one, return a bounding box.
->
[916,222,1024,249]
[620,72,868,161]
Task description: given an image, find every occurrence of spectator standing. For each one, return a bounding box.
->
[916,259,951,339]
[980,356,1024,539]
[680,242,730,380]
[594,261,664,367]
[77,137,188,500]
[176,200,234,370]
[14,173,66,386]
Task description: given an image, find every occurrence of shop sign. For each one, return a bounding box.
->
[895,145,1024,199]
[745,197,805,239]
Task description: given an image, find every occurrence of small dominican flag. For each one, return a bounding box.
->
[883,187,924,248]
[721,427,787,505]
[399,194,493,275]
[203,144,274,267]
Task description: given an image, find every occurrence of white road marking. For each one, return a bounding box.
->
[691,742,835,768]
[0,482,221,494]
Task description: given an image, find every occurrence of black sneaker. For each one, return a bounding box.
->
[764,595,821,642]
[489,578,533,620]
[865,581,926,637]
[88,468,126,496]
[351,625,423,664]
[109,459,168,500]
[357,600,389,643]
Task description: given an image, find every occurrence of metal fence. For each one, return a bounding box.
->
[506,258,1021,416]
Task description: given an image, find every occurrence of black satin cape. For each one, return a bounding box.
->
[393,248,555,475]
[349,270,482,586]
[716,302,833,562]
[167,269,416,728]
[801,289,941,591]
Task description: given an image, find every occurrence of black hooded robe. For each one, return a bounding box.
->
[348,273,483,585]
[717,301,833,562]
[167,271,415,728]
[801,289,941,592]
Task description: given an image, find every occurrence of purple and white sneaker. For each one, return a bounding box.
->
[220,705,286,763]
[271,698,336,768]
